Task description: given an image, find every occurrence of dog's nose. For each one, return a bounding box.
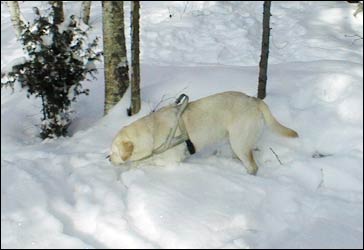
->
[106,155,111,161]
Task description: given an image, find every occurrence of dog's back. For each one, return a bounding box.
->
[183,91,297,139]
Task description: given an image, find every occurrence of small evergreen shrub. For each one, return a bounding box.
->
[2,7,101,139]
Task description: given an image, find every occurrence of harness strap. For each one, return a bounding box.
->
[138,94,195,161]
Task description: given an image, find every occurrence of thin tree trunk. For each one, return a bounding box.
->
[129,1,141,116]
[82,1,91,25]
[49,1,64,24]
[7,1,25,38]
[257,1,271,100]
[103,1,129,115]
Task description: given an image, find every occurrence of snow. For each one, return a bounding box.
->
[1,1,363,249]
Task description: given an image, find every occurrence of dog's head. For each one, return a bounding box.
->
[109,115,157,165]
[110,136,134,164]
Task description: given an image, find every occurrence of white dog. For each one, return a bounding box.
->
[110,91,298,175]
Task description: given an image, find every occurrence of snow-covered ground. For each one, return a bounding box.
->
[1,1,363,248]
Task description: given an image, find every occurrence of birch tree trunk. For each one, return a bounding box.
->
[129,1,141,116]
[49,1,64,25]
[257,1,271,100]
[7,1,25,38]
[103,1,129,115]
[82,1,91,25]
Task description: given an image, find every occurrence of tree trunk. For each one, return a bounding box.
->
[82,1,91,25]
[129,1,141,116]
[7,1,25,38]
[49,1,64,25]
[103,1,129,115]
[257,1,271,100]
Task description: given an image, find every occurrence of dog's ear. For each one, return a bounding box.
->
[121,141,134,161]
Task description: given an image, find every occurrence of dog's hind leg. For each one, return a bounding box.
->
[244,150,259,175]
[234,148,259,175]
[228,121,261,175]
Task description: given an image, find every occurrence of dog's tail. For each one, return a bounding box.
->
[257,99,298,138]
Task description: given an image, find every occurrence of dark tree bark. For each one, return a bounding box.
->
[257,1,271,100]
[128,1,141,116]
[49,1,64,25]
[102,1,129,115]
[82,1,91,25]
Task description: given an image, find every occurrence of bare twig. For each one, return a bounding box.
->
[152,87,189,112]
[317,168,325,190]
[152,94,172,112]
[344,34,363,45]
[180,1,189,19]
[269,147,283,165]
